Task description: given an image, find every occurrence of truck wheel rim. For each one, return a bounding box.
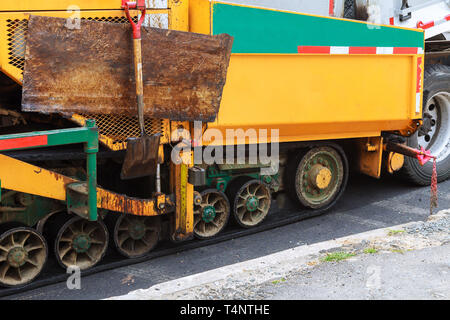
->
[418,92,450,162]
[194,190,230,239]
[114,215,160,258]
[234,180,271,228]
[55,217,108,270]
[296,147,344,209]
[0,228,47,287]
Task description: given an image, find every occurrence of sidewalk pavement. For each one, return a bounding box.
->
[108,209,450,300]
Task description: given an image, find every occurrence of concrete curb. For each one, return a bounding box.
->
[107,220,426,300]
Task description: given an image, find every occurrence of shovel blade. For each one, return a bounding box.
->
[120,134,161,180]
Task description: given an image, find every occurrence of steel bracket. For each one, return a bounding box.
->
[66,182,91,221]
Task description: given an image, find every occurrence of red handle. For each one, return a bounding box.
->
[122,1,146,39]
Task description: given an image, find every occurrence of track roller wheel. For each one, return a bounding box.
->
[228,178,272,228]
[0,226,47,287]
[288,146,348,210]
[193,189,230,239]
[112,215,161,258]
[55,216,108,270]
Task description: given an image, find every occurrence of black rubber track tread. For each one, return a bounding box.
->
[399,64,450,185]
[0,199,346,297]
[0,144,348,296]
[285,149,308,206]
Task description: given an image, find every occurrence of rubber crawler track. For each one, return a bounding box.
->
[0,202,333,298]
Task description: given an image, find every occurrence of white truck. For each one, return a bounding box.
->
[222,0,450,185]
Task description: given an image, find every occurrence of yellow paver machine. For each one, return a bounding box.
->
[0,0,443,287]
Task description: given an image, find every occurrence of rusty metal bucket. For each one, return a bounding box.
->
[21,15,234,122]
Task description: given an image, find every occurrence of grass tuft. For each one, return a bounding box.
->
[363,247,378,254]
[272,278,286,285]
[321,251,356,262]
[387,229,405,236]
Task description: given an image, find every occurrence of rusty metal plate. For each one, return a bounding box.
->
[22,15,233,122]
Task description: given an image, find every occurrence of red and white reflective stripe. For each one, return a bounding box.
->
[298,46,424,55]
[417,14,450,30]
[416,56,423,113]
[0,135,48,151]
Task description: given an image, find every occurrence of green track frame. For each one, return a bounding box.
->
[0,120,99,221]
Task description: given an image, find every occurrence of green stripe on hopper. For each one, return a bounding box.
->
[212,2,424,54]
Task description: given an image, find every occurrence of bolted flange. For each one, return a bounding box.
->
[245,196,260,212]
[202,205,216,223]
[72,234,91,253]
[7,247,28,268]
[128,221,146,240]
[308,164,332,190]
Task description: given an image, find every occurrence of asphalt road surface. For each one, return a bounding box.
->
[4,173,450,300]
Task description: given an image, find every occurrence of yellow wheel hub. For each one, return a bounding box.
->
[309,164,332,189]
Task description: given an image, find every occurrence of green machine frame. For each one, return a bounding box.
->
[0,120,99,221]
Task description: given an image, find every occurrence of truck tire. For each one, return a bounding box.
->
[401,64,450,185]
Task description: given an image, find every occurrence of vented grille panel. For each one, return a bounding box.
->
[81,16,137,23]
[6,19,28,74]
[6,16,137,76]
[77,114,169,148]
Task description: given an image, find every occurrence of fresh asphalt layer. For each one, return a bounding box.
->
[5,173,450,300]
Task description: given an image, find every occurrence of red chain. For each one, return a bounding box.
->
[430,158,438,215]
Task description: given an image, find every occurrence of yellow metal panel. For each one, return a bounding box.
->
[208,54,420,145]
[169,0,188,31]
[356,137,384,179]
[0,154,171,216]
[189,0,211,34]
[0,1,123,11]
[0,154,73,201]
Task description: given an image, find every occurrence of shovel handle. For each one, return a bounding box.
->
[134,38,145,136]
[123,2,146,136]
